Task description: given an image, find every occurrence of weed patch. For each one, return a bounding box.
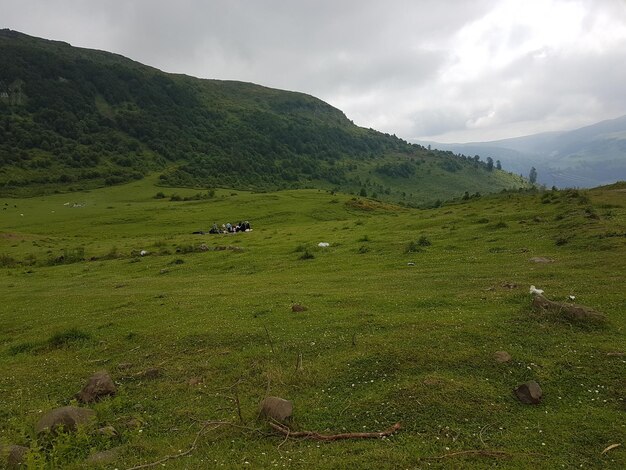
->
[47,328,91,349]
[8,341,36,355]
[299,249,315,260]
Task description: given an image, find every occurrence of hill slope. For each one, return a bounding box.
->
[0,29,528,203]
[420,115,626,188]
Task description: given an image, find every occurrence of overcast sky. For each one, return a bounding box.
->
[3,0,626,142]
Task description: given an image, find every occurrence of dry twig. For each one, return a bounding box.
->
[124,421,221,470]
[425,449,545,460]
[268,421,401,441]
[428,449,513,459]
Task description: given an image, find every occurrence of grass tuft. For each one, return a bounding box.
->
[47,328,91,348]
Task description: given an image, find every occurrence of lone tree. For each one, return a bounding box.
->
[496,160,502,170]
[529,167,538,184]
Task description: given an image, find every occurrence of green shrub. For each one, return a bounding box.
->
[417,235,431,246]
[299,250,315,260]
[0,254,18,267]
[8,341,36,355]
[47,328,91,348]
[405,241,422,253]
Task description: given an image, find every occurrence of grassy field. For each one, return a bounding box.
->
[0,177,624,468]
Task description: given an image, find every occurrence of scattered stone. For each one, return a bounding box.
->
[407,262,415,266]
[607,352,625,357]
[291,304,308,312]
[2,445,29,469]
[139,368,162,379]
[422,377,443,386]
[76,370,116,403]
[198,243,209,251]
[494,351,512,363]
[117,362,133,370]
[529,257,554,263]
[532,295,606,323]
[159,269,169,274]
[501,282,518,289]
[97,425,118,437]
[126,418,143,429]
[514,380,543,404]
[214,245,244,252]
[36,406,96,435]
[86,447,122,465]
[187,377,203,386]
[259,396,293,422]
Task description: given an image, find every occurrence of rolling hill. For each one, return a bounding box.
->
[419,115,626,188]
[0,29,528,204]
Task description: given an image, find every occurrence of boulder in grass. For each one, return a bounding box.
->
[514,381,543,404]
[259,396,293,422]
[36,406,96,435]
[532,295,606,323]
[291,304,307,313]
[76,370,116,403]
[1,445,29,469]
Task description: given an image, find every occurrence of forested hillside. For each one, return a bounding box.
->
[0,30,528,202]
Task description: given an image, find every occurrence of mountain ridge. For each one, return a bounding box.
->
[0,29,528,202]
[418,115,626,187]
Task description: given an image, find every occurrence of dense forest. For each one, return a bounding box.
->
[0,30,527,201]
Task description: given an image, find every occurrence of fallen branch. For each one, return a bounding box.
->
[125,421,221,470]
[428,450,513,460]
[268,421,401,441]
[125,420,263,470]
[425,449,545,460]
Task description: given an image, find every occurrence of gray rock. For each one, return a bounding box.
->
[2,445,29,469]
[259,396,293,422]
[126,418,143,429]
[514,381,543,404]
[86,447,122,465]
[35,406,96,434]
[187,377,203,386]
[76,370,116,403]
[532,295,606,323]
[139,368,162,379]
[494,351,512,363]
[97,425,118,437]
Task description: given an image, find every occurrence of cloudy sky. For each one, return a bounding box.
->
[3,0,626,142]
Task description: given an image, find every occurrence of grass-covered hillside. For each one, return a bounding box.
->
[0,29,528,203]
[0,178,624,468]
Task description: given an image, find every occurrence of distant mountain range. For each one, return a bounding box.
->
[418,115,626,188]
[0,29,528,202]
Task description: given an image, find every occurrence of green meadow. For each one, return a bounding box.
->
[0,178,624,468]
